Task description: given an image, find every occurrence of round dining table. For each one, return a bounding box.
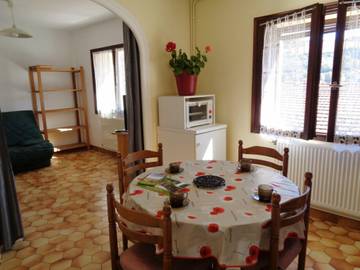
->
[123,160,305,269]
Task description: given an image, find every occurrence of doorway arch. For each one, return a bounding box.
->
[91,0,154,149]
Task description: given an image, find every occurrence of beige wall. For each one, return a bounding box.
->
[196,0,333,160]
[113,0,191,149]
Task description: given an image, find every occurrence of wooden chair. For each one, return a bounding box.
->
[106,184,214,270]
[243,172,313,270]
[238,140,289,177]
[118,143,163,203]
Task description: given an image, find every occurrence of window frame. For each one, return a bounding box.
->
[251,3,325,140]
[90,44,124,115]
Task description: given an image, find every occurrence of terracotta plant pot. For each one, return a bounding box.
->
[175,72,198,96]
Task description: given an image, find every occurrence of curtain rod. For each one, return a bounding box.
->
[260,7,314,26]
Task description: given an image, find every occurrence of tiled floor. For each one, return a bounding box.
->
[0,150,359,270]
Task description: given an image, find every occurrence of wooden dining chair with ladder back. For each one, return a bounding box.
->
[238,140,289,177]
[242,172,313,270]
[117,143,163,251]
[106,183,215,270]
[118,143,163,203]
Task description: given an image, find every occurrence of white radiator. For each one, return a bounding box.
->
[276,140,360,220]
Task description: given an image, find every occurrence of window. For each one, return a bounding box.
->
[91,44,126,119]
[252,2,360,145]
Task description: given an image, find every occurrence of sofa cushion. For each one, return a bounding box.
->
[2,110,43,146]
[9,140,54,170]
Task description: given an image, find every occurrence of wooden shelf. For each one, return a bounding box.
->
[30,65,80,73]
[34,88,82,93]
[37,108,83,113]
[54,143,88,152]
[46,125,85,134]
[29,65,90,152]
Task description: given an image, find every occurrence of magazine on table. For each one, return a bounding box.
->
[137,172,188,194]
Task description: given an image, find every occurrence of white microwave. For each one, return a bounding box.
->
[158,95,215,130]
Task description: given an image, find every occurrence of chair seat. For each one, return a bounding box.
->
[119,243,214,270]
[243,238,303,270]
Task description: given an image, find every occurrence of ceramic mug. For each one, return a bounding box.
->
[238,158,252,172]
[169,162,180,174]
[258,184,273,202]
[169,190,188,208]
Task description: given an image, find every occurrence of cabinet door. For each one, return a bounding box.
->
[158,128,196,164]
[195,129,226,160]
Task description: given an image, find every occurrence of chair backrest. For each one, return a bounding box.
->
[106,184,172,270]
[118,143,163,203]
[268,172,313,270]
[238,140,289,176]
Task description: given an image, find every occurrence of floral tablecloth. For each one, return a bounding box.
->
[123,160,305,269]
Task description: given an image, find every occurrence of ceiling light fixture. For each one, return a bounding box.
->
[0,0,32,38]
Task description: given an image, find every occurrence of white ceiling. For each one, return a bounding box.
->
[0,0,116,30]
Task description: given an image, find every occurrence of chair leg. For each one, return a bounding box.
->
[122,235,128,250]
[297,247,306,270]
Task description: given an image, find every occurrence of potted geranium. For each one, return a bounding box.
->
[165,41,211,96]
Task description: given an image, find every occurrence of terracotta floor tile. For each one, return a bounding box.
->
[21,254,43,268]
[71,254,92,268]
[330,258,356,270]
[1,257,22,270]
[49,259,72,270]
[309,251,332,264]
[1,150,359,270]
[29,262,50,270]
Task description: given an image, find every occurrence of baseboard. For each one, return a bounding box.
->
[310,207,360,230]
[53,145,117,156]
[90,145,118,156]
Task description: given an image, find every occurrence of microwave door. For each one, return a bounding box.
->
[187,102,209,127]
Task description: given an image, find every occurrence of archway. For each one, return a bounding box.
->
[92,0,154,149]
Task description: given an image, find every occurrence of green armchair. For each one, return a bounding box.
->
[1,110,54,173]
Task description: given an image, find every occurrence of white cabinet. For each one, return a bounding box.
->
[195,127,226,160]
[158,124,227,164]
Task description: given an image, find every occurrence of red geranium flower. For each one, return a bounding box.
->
[195,172,206,176]
[205,45,212,53]
[224,196,233,201]
[208,223,219,233]
[165,41,176,52]
[200,246,212,257]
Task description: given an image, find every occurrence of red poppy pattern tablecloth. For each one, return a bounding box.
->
[123,160,305,269]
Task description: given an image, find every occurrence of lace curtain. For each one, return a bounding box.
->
[93,50,124,119]
[335,3,360,145]
[260,11,311,138]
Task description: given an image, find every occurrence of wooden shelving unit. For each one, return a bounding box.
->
[29,65,90,151]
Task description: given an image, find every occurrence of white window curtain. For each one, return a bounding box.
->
[335,3,360,145]
[93,50,123,119]
[260,11,311,138]
[115,48,127,115]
